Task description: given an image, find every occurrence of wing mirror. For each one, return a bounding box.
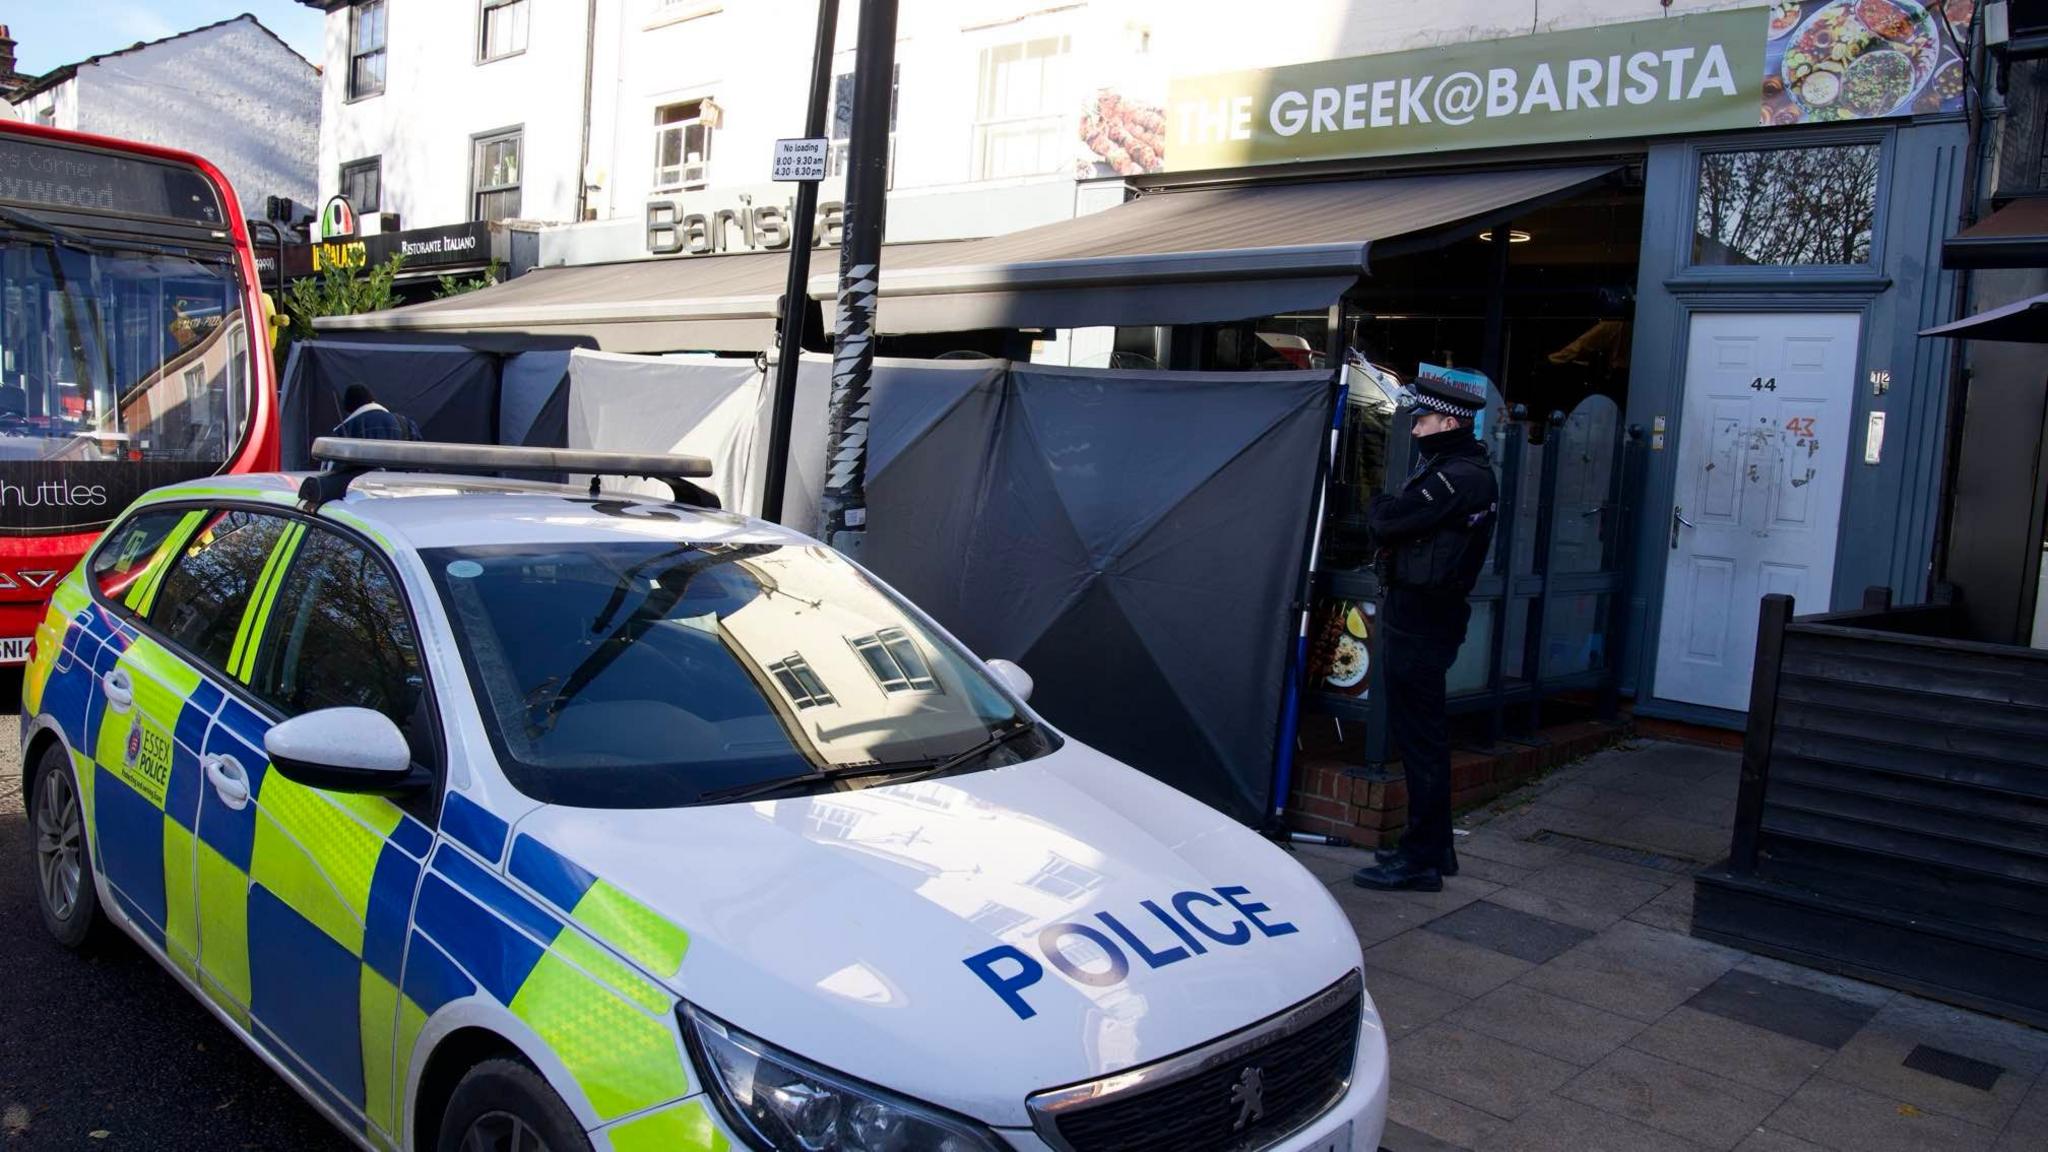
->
[265,707,428,795]
[986,658,1034,702]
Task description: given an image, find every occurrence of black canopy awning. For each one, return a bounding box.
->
[1942,198,2048,270]
[811,164,1620,335]
[315,249,791,352]
[319,165,1619,348]
[1920,291,2048,343]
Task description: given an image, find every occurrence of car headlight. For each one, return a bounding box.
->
[680,1002,1005,1152]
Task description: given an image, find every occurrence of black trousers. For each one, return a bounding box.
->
[1384,625,1462,867]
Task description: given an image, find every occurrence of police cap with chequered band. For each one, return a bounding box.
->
[1412,363,1490,418]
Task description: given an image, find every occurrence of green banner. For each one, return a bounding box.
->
[1162,3,1965,173]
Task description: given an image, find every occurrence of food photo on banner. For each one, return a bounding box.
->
[1763,0,1973,123]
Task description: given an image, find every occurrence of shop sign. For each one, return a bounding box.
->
[319,194,358,240]
[644,181,846,256]
[1164,2,1969,173]
[281,221,496,281]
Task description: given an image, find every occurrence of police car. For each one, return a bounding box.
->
[21,440,1389,1152]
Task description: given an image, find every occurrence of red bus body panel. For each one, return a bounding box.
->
[0,120,279,652]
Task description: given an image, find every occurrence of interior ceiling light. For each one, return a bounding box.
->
[1477,229,1534,243]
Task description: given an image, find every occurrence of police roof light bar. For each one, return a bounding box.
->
[304,438,720,509]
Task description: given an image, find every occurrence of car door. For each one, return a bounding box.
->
[38,508,194,832]
[194,519,438,1147]
[83,505,273,981]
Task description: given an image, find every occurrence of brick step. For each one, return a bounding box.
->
[1285,717,1629,846]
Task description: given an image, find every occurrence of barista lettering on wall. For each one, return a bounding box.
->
[645,193,845,256]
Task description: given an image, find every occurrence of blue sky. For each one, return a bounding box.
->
[8,2,327,75]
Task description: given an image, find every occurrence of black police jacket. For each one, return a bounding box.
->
[334,403,422,442]
[1367,428,1499,641]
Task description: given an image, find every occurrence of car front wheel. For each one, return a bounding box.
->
[436,1058,592,1152]
[30,741,102,949]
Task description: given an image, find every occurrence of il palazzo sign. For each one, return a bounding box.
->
[278,220,496,280]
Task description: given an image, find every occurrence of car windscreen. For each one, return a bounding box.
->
[423,540,1036,808]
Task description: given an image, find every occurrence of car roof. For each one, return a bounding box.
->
[138,471,812,554]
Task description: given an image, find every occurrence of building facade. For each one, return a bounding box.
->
[312,0,1998,730]
[5,15,320,218]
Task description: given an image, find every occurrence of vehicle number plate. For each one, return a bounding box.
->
[1307,1122,1353,1152]
[0,637,29,664]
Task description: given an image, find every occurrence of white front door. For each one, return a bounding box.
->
[1654,311,1860,712]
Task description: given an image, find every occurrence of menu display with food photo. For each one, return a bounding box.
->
[1309,596,1375,699]
[1764,0,1970,124]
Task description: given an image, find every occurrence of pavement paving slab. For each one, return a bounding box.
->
[1627,882,1697,935]
[1479,885,1629,933]
[1731,1127,1831,1151]
[1386,1079,1508,1150]
[1473,1095,1715,1152]
[1382,1119,1477,1151]
[1368,928,1536,999]
[1391,1023,1581,1120]
[1516,920,1746,1023]
[1685,969,1883,1051]
[1451,830,1572,872]
[1561,1046,1789,1150]
[1447,984,1648,1067]
[1333,877,1503,947]
[1816,996,2048,1132]
[1366,965,1475,1042]
[1627,1006,1835,1094]
[1992,1073,2048,1151]
[1764,1076,1999,1152]
[1732,955,1895,1010]
[1510,860,1671,922]
[1424,900,1594,965]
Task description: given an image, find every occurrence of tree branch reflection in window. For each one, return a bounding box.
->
[1693,144,1880,267]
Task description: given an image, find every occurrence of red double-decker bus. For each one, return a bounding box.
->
[0,120,277,663]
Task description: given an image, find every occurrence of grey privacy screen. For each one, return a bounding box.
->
[862,361,1334,823]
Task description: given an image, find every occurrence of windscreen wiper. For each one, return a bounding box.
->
[871,720,1040,788]
[0,204,92,250]
[697,720,1039,805]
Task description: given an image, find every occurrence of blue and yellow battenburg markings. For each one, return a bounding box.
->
[34,508,724,1152]
[414,803,703,1130]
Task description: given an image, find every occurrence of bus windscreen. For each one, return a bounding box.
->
[0,237,252,533]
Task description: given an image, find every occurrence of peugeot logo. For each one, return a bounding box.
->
[1230,1065,1265,1131]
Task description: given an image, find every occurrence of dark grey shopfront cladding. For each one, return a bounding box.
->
[1622,120,1966,725]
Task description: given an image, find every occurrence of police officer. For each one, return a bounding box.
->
[333,382,422,441]
[1353,365,1498,893]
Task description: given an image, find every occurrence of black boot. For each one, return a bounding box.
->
[1374,843,1459,877]
[1352,857,1444,892]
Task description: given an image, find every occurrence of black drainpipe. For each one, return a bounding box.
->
[1929,4,1989,593]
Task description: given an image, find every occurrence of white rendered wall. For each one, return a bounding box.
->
[19,81,81,133]
[339,0,1763,237]
[66,20,318,217]
[316,0,594,229]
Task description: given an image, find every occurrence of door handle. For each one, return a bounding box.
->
[1670,506,1696,550]
[204,754,251,810]
[101,669,134,712]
